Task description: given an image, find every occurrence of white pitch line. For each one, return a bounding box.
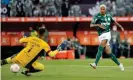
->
[71,65,133,68]
[46,65,133,69]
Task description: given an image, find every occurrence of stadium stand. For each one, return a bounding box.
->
[1,0,133,17]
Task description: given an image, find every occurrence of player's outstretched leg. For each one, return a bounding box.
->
[90,45,104,69]
[90,40,107,69]
[1,54,17,66]
[105,45,124,71]
[108,53,124,71]
[1,57,12,66]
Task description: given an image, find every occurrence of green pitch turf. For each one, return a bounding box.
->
[1,59,133,80]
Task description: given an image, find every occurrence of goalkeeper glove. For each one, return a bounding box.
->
[48,50,59,57]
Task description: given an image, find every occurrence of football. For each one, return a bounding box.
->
[10,64,20,73]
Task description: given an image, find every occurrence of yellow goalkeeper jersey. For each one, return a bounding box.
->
[14,37,51,67]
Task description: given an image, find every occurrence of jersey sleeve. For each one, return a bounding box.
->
[43,42,51,53]
[110,14,115,23]
[91,15,98,24]
[19,37,29,43]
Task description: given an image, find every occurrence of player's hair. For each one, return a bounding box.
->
[38,28,46,36]
[100,4,106,9]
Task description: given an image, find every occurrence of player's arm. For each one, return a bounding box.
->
[19,37,29,46]
[110,15,124,31]
[44,40,70,57]
[19,37,29,43]
[48,50,59,57]
[90,16,105,29]
[90,24,105,29]
[43,43,59,57]
[45,40,69,57]
[114,20,124,31]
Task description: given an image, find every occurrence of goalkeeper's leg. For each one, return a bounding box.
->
[22,62,44,76]
[30,62,44,73]
[1,54,17,66]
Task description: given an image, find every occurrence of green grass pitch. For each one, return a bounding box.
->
[1,59,133,80]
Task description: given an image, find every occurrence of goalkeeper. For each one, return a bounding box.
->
[1,28,65,76]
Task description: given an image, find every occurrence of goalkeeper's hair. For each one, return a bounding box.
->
[38,27,46,36]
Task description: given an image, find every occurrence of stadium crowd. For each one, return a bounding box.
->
[1,0,133,17]
[89,0,133,16]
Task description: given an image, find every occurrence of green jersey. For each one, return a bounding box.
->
[91,13,115,36]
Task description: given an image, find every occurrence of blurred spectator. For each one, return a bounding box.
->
[54,37,87,59]
[65,38,74,50]
[61,0,70,16]
[89,1,100,16]
[111,25,120,57]
[8,0,17,17]
[32,5,42,17]
[23,26,39,37]
[111,1,117,16]
[106,0,112,13]
[23,31,29,38]
[56,37,75,54]
[16,0,25,17]
[55,0,63,16]
[116,0,126,16]
[124,0,133,16]
[44,0,57,16]
[29,26,38,37]
[119,36,130,58]
[24,0,33,17]
[69,1,82,17]
[72,37,86,59]
[95,1,100,13]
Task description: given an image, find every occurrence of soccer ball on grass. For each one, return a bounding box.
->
[10,64,20,73]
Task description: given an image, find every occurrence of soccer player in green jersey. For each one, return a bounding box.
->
[90,4,124,71]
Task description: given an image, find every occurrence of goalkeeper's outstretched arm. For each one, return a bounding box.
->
[46,40,68,57]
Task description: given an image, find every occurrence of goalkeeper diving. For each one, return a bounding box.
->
[1,28,66,76]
